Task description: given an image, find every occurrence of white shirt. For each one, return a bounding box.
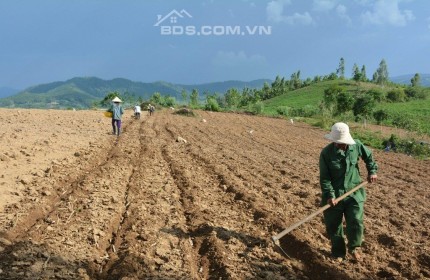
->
[134,105,141,113]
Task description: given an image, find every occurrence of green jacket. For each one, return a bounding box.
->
[319,140,378,205]
[108,104,124,120]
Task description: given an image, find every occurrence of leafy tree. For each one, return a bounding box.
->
[373,109,389,125]
[150,92,162,104]
[353,95,375,121]
[386,89,406,102]
[271,75,287,97]
[205,94,220,111]
[360,65,367,82]
[352,63,362,82]
[163,96,176,107]
[324,72,338,81]
[404,86,421,99]
[367,89,385,102]
[373,59,389,85]
[337,57,345,79]
[100,91,121,107]
[323,84,344,114]
[411,73,421,87]
[261,82,272,100]
[181,89,188,104]
[250,101,264,114]
[289,71,302,90]
[190,89,199,107]
[224,88,240,108]
[336,91,354,115]
[240,87,260,107]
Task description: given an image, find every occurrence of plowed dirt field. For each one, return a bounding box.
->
[0,108,429,279]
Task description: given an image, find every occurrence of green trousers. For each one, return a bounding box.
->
[323,196,364,258]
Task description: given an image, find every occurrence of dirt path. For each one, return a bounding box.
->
[0,109,429,279]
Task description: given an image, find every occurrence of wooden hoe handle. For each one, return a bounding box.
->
[271,181,368,242]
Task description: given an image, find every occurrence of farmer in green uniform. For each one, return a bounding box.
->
[319,122,378,261]
[108,97,124,136]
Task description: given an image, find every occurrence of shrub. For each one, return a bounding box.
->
[276,106,292,116]
[373,109,389,125]
[386,89,406,102]
[288,105,319,118]
[367,89,385,102]
[248,101,264,115]
[204,98,221,112]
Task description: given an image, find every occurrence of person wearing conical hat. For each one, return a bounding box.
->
[319,122,378,262]
[107,96,124,136]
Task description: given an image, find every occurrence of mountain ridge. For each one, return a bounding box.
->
[0,77,271,109]
[390,73,430,86]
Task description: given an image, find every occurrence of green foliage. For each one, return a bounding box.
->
[404,86,427,100]
[190,89,199,108]
[323,84,344,113]
[367,89,385,102]
[391,114,420,132]
[276,106,292,116]
[181,90,188,104]
[100,91,121,107]
[150,92,162,104]
[411,73,421,87]
[336,91,354,115]
[162,96,176,107]
[289,71,302,90]
[292,105,319,117]
[248,101,264,114]
[205,97,221,112]
[224,88,240,108]
[360,65,367,82]
[337,57,345,79]
[353,95,375,119]
[386,89,406,102]
[352,63,361,82]
[373,109,389,124]
[351,130,385,149]
[383,134,430,158]
[373,59,389,85]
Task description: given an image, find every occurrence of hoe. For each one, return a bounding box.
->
[271,181,368,257]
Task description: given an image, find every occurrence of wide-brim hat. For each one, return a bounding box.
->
[324,122,356,145]
[112,97,122,103]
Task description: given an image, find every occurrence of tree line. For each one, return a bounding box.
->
[101,57,425,119]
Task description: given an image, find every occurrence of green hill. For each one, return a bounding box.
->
[261,79,430,135]
[263,80,388,114]
[0,77,270,109]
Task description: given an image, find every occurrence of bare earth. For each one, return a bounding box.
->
[0,108,428,280]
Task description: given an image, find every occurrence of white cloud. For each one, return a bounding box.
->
[266,0,291,23]
[284,12,314,25]
[361,0,415,26]
[266,0,313,25]
[212,51,267,68]
[313,0,338,12]
[336,4,351,24]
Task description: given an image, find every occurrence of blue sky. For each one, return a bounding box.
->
[0,0,429,89]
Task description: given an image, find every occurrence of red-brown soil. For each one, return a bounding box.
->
[0,108,429,279]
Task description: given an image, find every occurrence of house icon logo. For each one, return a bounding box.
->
[154,9,192,26]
